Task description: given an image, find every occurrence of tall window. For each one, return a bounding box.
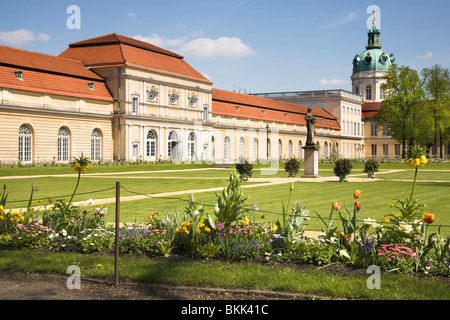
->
[395,144,401,157]
[146,130,157,161]
[371,144,377,156]
[380,87,386,100]
[224,136,230,161]
[366,85,372,100]
[252,138,258,162]
[370,123,378,136]
[239,137,245,160]
[18,124,32,163]
[323,142,328,158]
[131,96,139,115]
[91,129,102,161]
[383,144,389,156]
[57,127,70,163]
[187,132,195,159]
[203,106,208,122]
[167,131,178,159]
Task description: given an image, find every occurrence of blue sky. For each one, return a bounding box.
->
[1,0,449,93]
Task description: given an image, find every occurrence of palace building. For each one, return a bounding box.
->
[0,24,400,165]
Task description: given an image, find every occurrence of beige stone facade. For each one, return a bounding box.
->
[0,87,114,164]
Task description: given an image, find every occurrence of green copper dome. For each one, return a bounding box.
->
[352,27,395,74]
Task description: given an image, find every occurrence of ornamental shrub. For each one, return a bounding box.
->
[333,158,353,177]
[363,158,379,173]
[235,160,253,180]
[284,157,301,177]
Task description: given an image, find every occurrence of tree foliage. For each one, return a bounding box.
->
[374,64,450,158]
[373,64,425,158]
[421,64,450,157]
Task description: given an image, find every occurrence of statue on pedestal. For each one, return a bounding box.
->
[305,107,316,146]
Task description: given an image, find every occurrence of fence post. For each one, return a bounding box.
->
[114,181,120,286]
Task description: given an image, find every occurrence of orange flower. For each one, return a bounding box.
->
[354,201,362,211]
[353,189,362,199]
[422,212,435,224]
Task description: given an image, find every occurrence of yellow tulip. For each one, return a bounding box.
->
[419,155,427,166]
[413,158,421,167]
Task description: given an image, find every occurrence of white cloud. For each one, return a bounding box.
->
[325,12,357,28]
[0,29,50,46]
[319,77,350,86]
[127,12,136,18]
[202,73,212,81]
[417,51,433,59]
[37,33,50,42]
[180,37,255,58]
[133,34,186,49]
[133,34,255,58]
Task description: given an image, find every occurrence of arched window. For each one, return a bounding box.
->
[224,136,230,161]
[167,131,178,159]
[91,129,102,161]
[288,140,293,158]
[18,124,32,163]
[380,87,385,100]
[187,132,195,159]
[57,127,70,163]
[366,85,372,100]
[146,130,157,161]
[324,142,328,159]
[239,137,245,160]
[252,138,258,162]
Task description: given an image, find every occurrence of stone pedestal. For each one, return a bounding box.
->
[302,145,320,178]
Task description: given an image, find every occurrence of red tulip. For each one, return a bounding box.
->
[422,212,435,224]
[353,189,362,199]
[354,201,361,211]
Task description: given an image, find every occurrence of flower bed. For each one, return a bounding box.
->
[0,149,449,277]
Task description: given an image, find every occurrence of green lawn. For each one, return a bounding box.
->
[1,162,449,236]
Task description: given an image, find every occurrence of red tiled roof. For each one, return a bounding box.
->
[59,33,212,84]
[212,88,340,130]
[0,65,113,102]
[361,102,382,119]
[0,45,113,101]
[68,33,183,59]
[0,45,104,81]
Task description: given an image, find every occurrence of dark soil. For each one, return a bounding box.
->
[0,256,365,301]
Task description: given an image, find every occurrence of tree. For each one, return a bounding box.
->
[421,65,450,158]
[373,64,426,159]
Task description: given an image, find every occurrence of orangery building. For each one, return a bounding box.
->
[0,25,400,165]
